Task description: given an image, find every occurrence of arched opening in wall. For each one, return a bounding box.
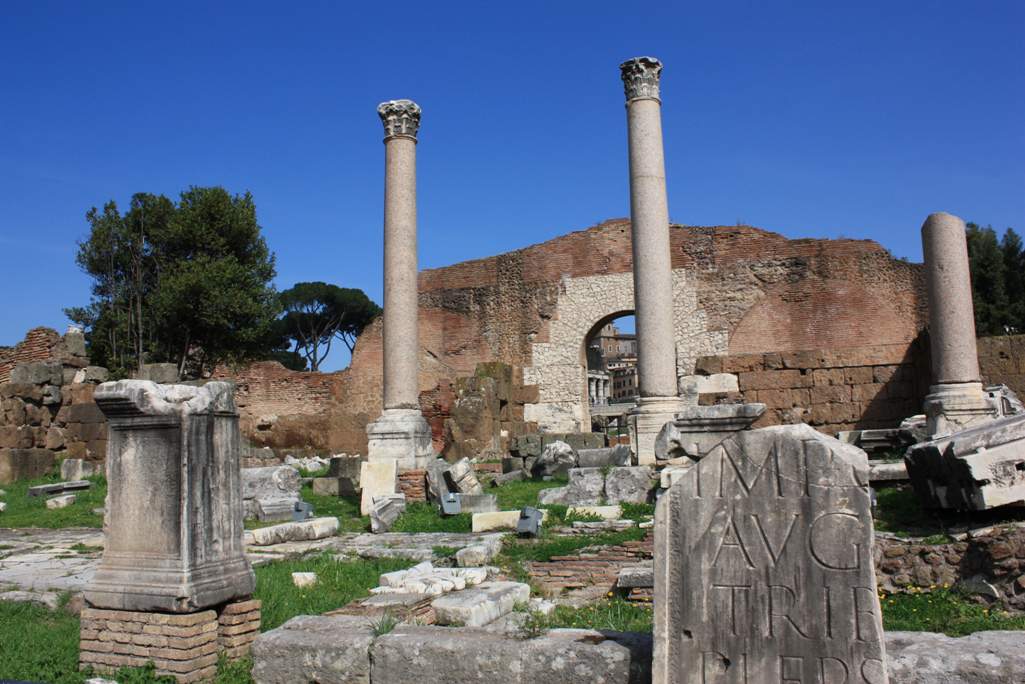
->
[580,312,637,443]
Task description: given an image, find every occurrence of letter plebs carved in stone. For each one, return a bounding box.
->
[653,424,888,684]
[86,380,255,613]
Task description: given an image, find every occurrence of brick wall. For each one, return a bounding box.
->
[695,340,932,434]
[979,334,1025,399]
[0,327,64,383]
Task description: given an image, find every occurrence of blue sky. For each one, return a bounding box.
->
[2,1,1022,371]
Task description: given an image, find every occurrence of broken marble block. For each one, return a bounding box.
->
[28,480,91,497]
[906,412,1025,510]
[46,493,76,509]
[576,445,631,469]
[532,440,576,478]
[242,465,301,521]
[431,581,530,627]
[654,403,765,463]
[248,517,340,546]
[371,493,407,533]
[604,466,656,505]
[443,457,484,495]
[537,467,604,506]
[60,458,97,481]
[456,494,499,514]
[313,455,362,496]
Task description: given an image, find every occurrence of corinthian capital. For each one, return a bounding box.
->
[619,57,663,103]
[378,99,421,141]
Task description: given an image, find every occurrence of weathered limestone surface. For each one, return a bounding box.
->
[247,517,339,546]
[885,630,1025,683]
[360,460,398,515]
[537,467,605,506]
[654,403,765,463]
[242,465,301,521]
[577,444,632,468]
[431,581,530,627]
[86,380,254,613]
[533,439,576,477]
[605,465,656,504]
[0,447,55,484]
[370,493,407,533]
[905,412,1025,510]
[654,424,885,684]
[251,614,375,684]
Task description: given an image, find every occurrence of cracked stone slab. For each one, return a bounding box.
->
[431,581,530,627]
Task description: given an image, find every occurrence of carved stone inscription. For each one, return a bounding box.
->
[653,425,887,684]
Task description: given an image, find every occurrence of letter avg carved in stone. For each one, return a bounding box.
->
[653,424,887,684]
[85,380,255,612]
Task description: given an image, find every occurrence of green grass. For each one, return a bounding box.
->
[881,587,1025,636]
[492,476,567,510]
[619,502,655,521]
[297,486,368,533]
[522,598,654,635]
[432,545,458,558]
[499,527,648,565]
[0,474,107,528]
[391,502,472,533]
[253,552,413,631]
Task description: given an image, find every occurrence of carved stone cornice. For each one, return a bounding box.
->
[619,56,663,103]
[378,99,421,141]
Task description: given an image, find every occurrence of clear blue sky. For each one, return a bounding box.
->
[2,1,1022,371]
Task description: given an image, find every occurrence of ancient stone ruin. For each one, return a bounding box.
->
[654,425,887,683]
[80,380,259,680]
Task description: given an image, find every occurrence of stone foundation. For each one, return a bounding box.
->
[79,600,260,682]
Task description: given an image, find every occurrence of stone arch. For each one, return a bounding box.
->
[580,310,635,428]
[523,269,726,432]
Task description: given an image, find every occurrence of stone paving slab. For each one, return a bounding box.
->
[0,528,505,594]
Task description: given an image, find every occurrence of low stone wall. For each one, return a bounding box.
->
[527,534,653,595]
[874,526,1025,609]
[251,614,1025,683]
[695,341,932,434]
[397,469,427,502]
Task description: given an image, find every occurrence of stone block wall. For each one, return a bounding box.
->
[0,326,84,384]
[694,341,932,434]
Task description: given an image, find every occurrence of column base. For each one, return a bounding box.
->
[366,408,434,469]
[629,396,687,465]
[79,599,260,683]
[923,382,999,438]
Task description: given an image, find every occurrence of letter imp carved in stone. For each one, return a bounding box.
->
[653,424,887,684]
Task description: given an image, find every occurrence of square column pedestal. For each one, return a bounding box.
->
[924,382,998,437]
[366,408,434,469]
[629,396,687,465]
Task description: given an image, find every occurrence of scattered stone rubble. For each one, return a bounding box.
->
[537,465,656,506]
[241,465,302,522]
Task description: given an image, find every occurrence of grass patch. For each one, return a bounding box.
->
[492,476,567,511]
[297,486,367,533]
[0,474,107,528]
[432,545,458,558]
[881,587,1025,636]
[499,527,647,565]
[69,543,103,554]
[619,502,655,521]
[523,598,653,635]
[391,502,472,533]
[253,552,413,631]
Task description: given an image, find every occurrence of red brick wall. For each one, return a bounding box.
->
[978,334,1025,398]
[0,328,63,383]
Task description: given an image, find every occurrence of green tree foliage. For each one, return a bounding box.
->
[966,222,1024,336]
[278,282,381,371]
[66,187,281,377]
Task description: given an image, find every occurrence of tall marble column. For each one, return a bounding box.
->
[921,212,997,436]
[621,56,685,464]
[366,99,433,468]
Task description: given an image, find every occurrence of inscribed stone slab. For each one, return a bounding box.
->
[653,424,887,684]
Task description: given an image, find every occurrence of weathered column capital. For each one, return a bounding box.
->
[378,99,421,141]
[620,56,663,103]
